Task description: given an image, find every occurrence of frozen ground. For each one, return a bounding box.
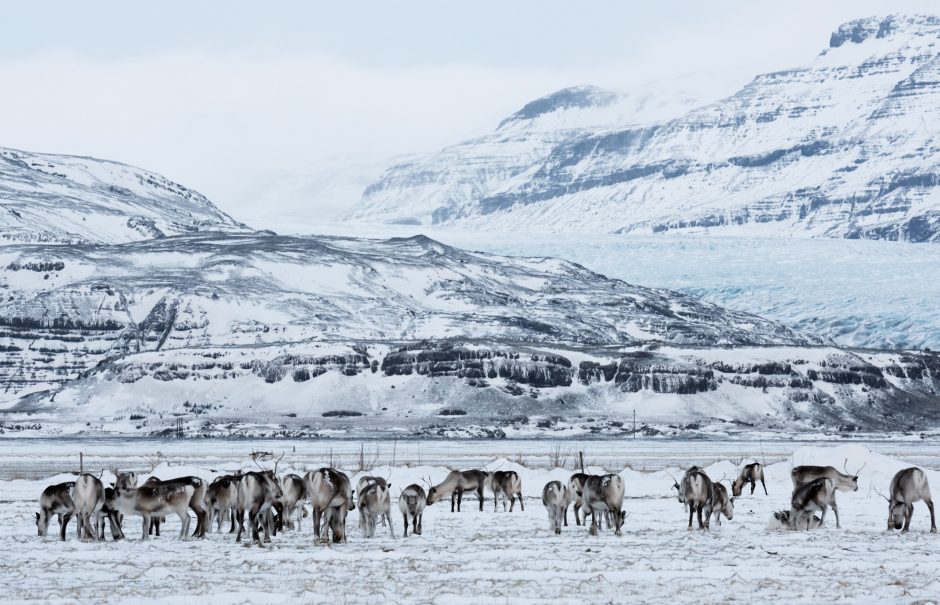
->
[310,224,940,350]
[3,440,940,604]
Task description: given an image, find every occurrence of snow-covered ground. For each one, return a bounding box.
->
[3,440,940,603]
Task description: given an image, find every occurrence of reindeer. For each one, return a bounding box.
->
[96,486,126,541]
[710,479,734,527]
[144,475,208,538]
[426,470,487,512]
[305,468,355,543]
[768,510,823,530]
[110,476,196,540]
[207,474,241,533]
[357,476,391,529]
[359,482,395,539]
[71,473,105,542]
[399,484,426,537]
[882,467,937,533]
[569,472,594,525]
[36,482,75,540]
[279,473,307,531]
[732,462,768,496]
[235,470,283,546]
[487,471,524,512]
[542,480,572,534]
[789,477,834,530]
[581,474,624,536]
[681,467,714,530]
[791,459,864,529]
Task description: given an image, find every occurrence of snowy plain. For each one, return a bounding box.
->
[3,439,940,604]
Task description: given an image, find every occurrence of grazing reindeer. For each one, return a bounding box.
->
[681,467,714,530]
[791,460,863,529]
[710,480,734,527]
[542,480,572,534]
[398,484,426,537]
[487,471,524,512]
[72,473,105,542]
[144,476,208,538]
[96,486,126,541]
[789,477,834,530]
[36,482,75,540]
[569,473,594,525]
[111,476,196,540]
[207,474,240,533]
[426,470,487,512]
[357,476,391,528]
[279,473,307,531]
[883,467,937,533]
[235,471,283,546]
[581,474,624,536]
[769,509,823,530]
[732,463,768,496]
[305,468,355,543]
[359,482,395,538]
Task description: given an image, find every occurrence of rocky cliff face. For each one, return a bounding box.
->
[348,15,940,242]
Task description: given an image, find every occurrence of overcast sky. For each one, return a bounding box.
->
[0,1,936,231]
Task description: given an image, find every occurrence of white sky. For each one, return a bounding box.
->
[0,1,936,231]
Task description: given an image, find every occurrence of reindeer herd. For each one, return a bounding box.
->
[34,455,938,546]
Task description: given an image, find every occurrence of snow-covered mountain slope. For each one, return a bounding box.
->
[348,15,940,242]
[0,231,817,400]
[0,147,249,244]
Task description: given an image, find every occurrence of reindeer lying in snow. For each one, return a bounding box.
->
[884,467,937,533]
[399,484,426,537]
[426,470,487,512]
[487,471,524,512]
[305,468,355,543]
[732,462,768,496]
[542,480,571,534]
[36,482,76,540]
[768,509,823,530]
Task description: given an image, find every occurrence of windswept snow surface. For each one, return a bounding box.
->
[3,441,940,604]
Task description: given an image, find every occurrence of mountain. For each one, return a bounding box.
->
[347,15,940,242]
[0,147,249,244]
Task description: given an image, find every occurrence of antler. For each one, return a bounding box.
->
[872,486,890,502]
[273,452,285,476]
[854,460,867,476]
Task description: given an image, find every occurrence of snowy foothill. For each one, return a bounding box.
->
[2,440,940,604]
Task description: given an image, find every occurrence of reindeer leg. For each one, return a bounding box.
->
[903,504,914,533]
[519,492,524,512]
[750,479,756,495]
[831,500,840,529]
[927,499,937,533]
[563,506,568,527]
[761,478,768,496]
[141,515,150,541]
[235,507,245,542]
[60,512,73,541]
[688,505,694,530]
[696,505,704,530]
[451,491,457,513]
[478,486,484,512]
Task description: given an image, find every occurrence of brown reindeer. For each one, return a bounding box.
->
[305,468,355,543]
[710,480,734,527]
[207,474,241,533]
[681,467,714,530]
[791,459,863,529]
[35,482,75,540]
[235,471,283,546]
[399,484,426,537]
[542,480,572,534]
[426,470,486,512]
[359,482,395,539]
[789,477,834,530]
[732,463,768,496]
[279,473,307,531]
[883,467,937,533]
[111,477,196,540]
[144,475,208,538]
[581,474,624,536]
[487,471,524,512]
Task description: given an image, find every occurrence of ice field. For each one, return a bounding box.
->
[2,439,940,604]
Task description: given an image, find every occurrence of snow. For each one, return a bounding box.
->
[2,440,940,603]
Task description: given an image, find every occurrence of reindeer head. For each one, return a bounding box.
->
[843,459,865,491]
[425,476,440,505]
[35,511,46,536]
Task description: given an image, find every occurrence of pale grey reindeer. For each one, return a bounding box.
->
[681,467,714,530]
[426,470,487,512]
[542,480,572,534]
[35,481,75,541]
[279,473,307,531]
[357,476,391,529]
[399,484,426,537]
[789,477,834,530]
[305,467,355,543]
[732,462,768,497]
[72,473,105,542]
[791,459,864,529]
[581,474,624,536]
[569,472,593,525]
[206,474,240,533]
[235,470,283,546]
[359,482,395,539]
[111,475,196,540]
[883,467,937,533]
[487,470,524,512]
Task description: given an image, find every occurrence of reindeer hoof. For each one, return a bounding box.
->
[554,528,561,535]
[931,527,937,534]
